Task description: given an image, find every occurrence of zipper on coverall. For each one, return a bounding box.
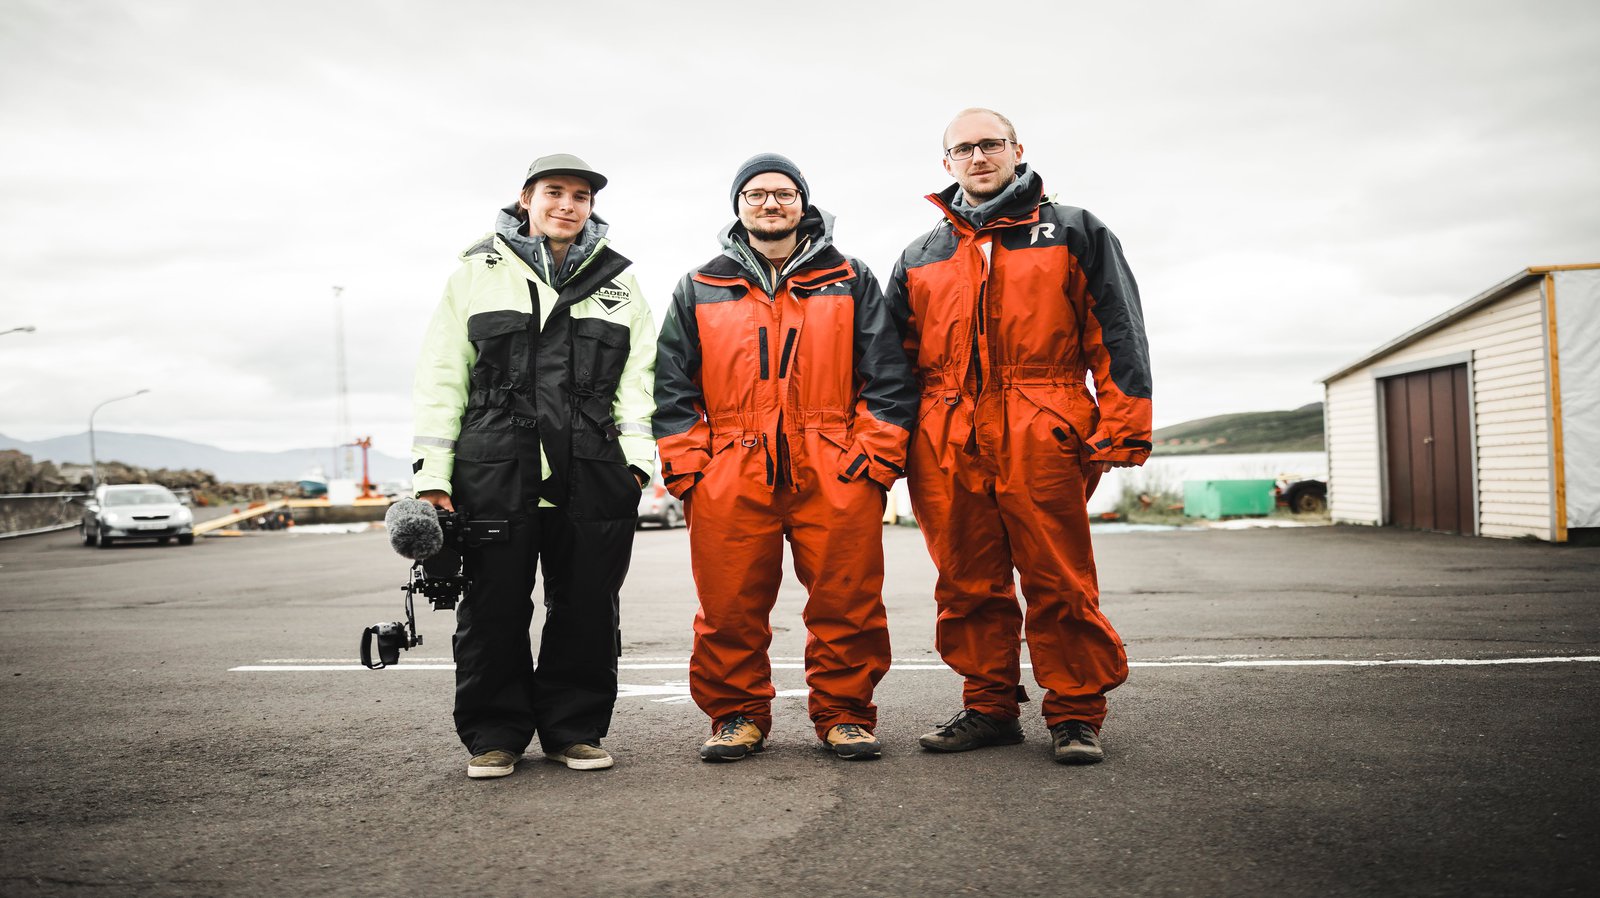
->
[971,237,993,396]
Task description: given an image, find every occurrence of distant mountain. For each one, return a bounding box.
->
[0,430,412,485]
[1151,403,1324,455]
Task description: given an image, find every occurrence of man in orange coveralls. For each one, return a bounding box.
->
[655,153,916,762]
[885,109,1152,764]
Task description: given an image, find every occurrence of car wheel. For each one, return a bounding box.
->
[158,537,172,545]
[98,526,114,549]
[84,523,97,546]
[178,534,195,546]
[664,506,682,529]
[1288,486,1327,514]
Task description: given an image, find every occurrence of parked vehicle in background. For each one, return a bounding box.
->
[637,473,683,529]
[82,484,195,547]
[1275,478,1328,514]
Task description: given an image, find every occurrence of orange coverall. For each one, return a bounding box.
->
[885,166,1152,728]
[655,209,916,739]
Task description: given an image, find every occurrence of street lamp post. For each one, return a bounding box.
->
[89,389,150,488]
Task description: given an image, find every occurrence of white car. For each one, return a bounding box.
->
[636,474,683,529]
[82,483,195,548]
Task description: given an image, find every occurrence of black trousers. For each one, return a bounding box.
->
[452,506,634,756]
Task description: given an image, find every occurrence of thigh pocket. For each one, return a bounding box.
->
[452,429,521,517]
[567,457,640,521]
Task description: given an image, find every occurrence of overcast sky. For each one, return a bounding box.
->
[3,0,1597,471]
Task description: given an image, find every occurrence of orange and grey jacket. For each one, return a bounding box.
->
[886,166,1152,464]
[654,207,916,497]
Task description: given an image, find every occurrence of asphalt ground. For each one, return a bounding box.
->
[1,521,1597,897]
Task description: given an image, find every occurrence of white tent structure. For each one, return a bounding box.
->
[1321,264,1600,543]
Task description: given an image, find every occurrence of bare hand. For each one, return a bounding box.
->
[418,489,454,512]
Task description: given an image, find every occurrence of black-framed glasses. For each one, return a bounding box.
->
[945,138,1013,161]
[740,188,801,206]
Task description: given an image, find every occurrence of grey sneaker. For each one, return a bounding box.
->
[700,715,766,762]
[1049,720,1105,764]
[467,749,521,779]
[918,708,1025,752]
[544,742,614,770]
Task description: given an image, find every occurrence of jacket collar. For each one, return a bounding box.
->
[710,205,840,293]
[494,203,610,288]
[930,164,1044,233]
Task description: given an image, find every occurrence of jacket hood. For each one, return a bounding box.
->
[493,202,610,286]
[935,164,1044,229]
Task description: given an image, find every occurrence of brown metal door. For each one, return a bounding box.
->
[1383,365,1473,533]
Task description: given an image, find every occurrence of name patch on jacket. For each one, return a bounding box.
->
[592,280,632,314]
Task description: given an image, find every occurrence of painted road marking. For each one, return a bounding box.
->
[231,655,1600,673]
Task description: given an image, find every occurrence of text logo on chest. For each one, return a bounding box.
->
[592,280,632,314]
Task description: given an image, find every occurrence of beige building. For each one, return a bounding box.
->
[1321,264,1600,542]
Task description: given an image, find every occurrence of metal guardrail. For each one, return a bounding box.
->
[0,522,84,540]
[0,492,90,539]
[0,489,195,539]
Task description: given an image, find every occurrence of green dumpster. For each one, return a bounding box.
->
[1183,479,1276,520]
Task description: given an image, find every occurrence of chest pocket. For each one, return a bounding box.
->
[466,310,532,397]
[569,316,632,463]
[572,316,631,389]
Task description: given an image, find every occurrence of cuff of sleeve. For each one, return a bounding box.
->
[1086,433,1152,466]
[661,450,710,498]
[412,474,453,494]
[837,446,900,490]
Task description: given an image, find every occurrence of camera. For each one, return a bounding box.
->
[360,620,413,669]
[361,508,509,670]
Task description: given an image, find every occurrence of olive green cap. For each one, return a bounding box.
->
[523,153,607,193]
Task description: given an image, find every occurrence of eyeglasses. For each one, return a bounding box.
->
[945,138,1013,161]
[740,188,801,206]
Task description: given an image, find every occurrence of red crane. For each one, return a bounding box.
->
[342,436,379,499]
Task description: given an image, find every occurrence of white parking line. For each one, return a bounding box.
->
[229,655,1600,673]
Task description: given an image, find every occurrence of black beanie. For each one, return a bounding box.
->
[730,153,809,214]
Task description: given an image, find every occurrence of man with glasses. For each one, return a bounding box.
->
[655,153,915,762]
[885,108,1152,765]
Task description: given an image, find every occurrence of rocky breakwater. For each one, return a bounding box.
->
[0,449,299,535]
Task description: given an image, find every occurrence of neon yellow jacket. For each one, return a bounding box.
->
[411,228,655,520]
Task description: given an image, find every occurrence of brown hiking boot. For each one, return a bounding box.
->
[699,716,766,762]
[823,723,882,760]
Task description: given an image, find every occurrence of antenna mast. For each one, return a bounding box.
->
[333,285,351,479]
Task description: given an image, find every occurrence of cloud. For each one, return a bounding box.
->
[3,0,1599,460]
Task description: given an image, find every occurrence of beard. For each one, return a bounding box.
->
[957,165,1016,204]
[746,216,799,243]
[961,184,1002,203]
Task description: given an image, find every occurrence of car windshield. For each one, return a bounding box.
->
[104,487,178,506]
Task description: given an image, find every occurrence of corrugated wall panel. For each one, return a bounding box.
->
[1479,479,1550,495]
[1325,374,1382,524]
[1483,522,1555,540]
[1323,282,1551,538]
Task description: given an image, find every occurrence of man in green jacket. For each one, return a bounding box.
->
[411,154,656,779]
